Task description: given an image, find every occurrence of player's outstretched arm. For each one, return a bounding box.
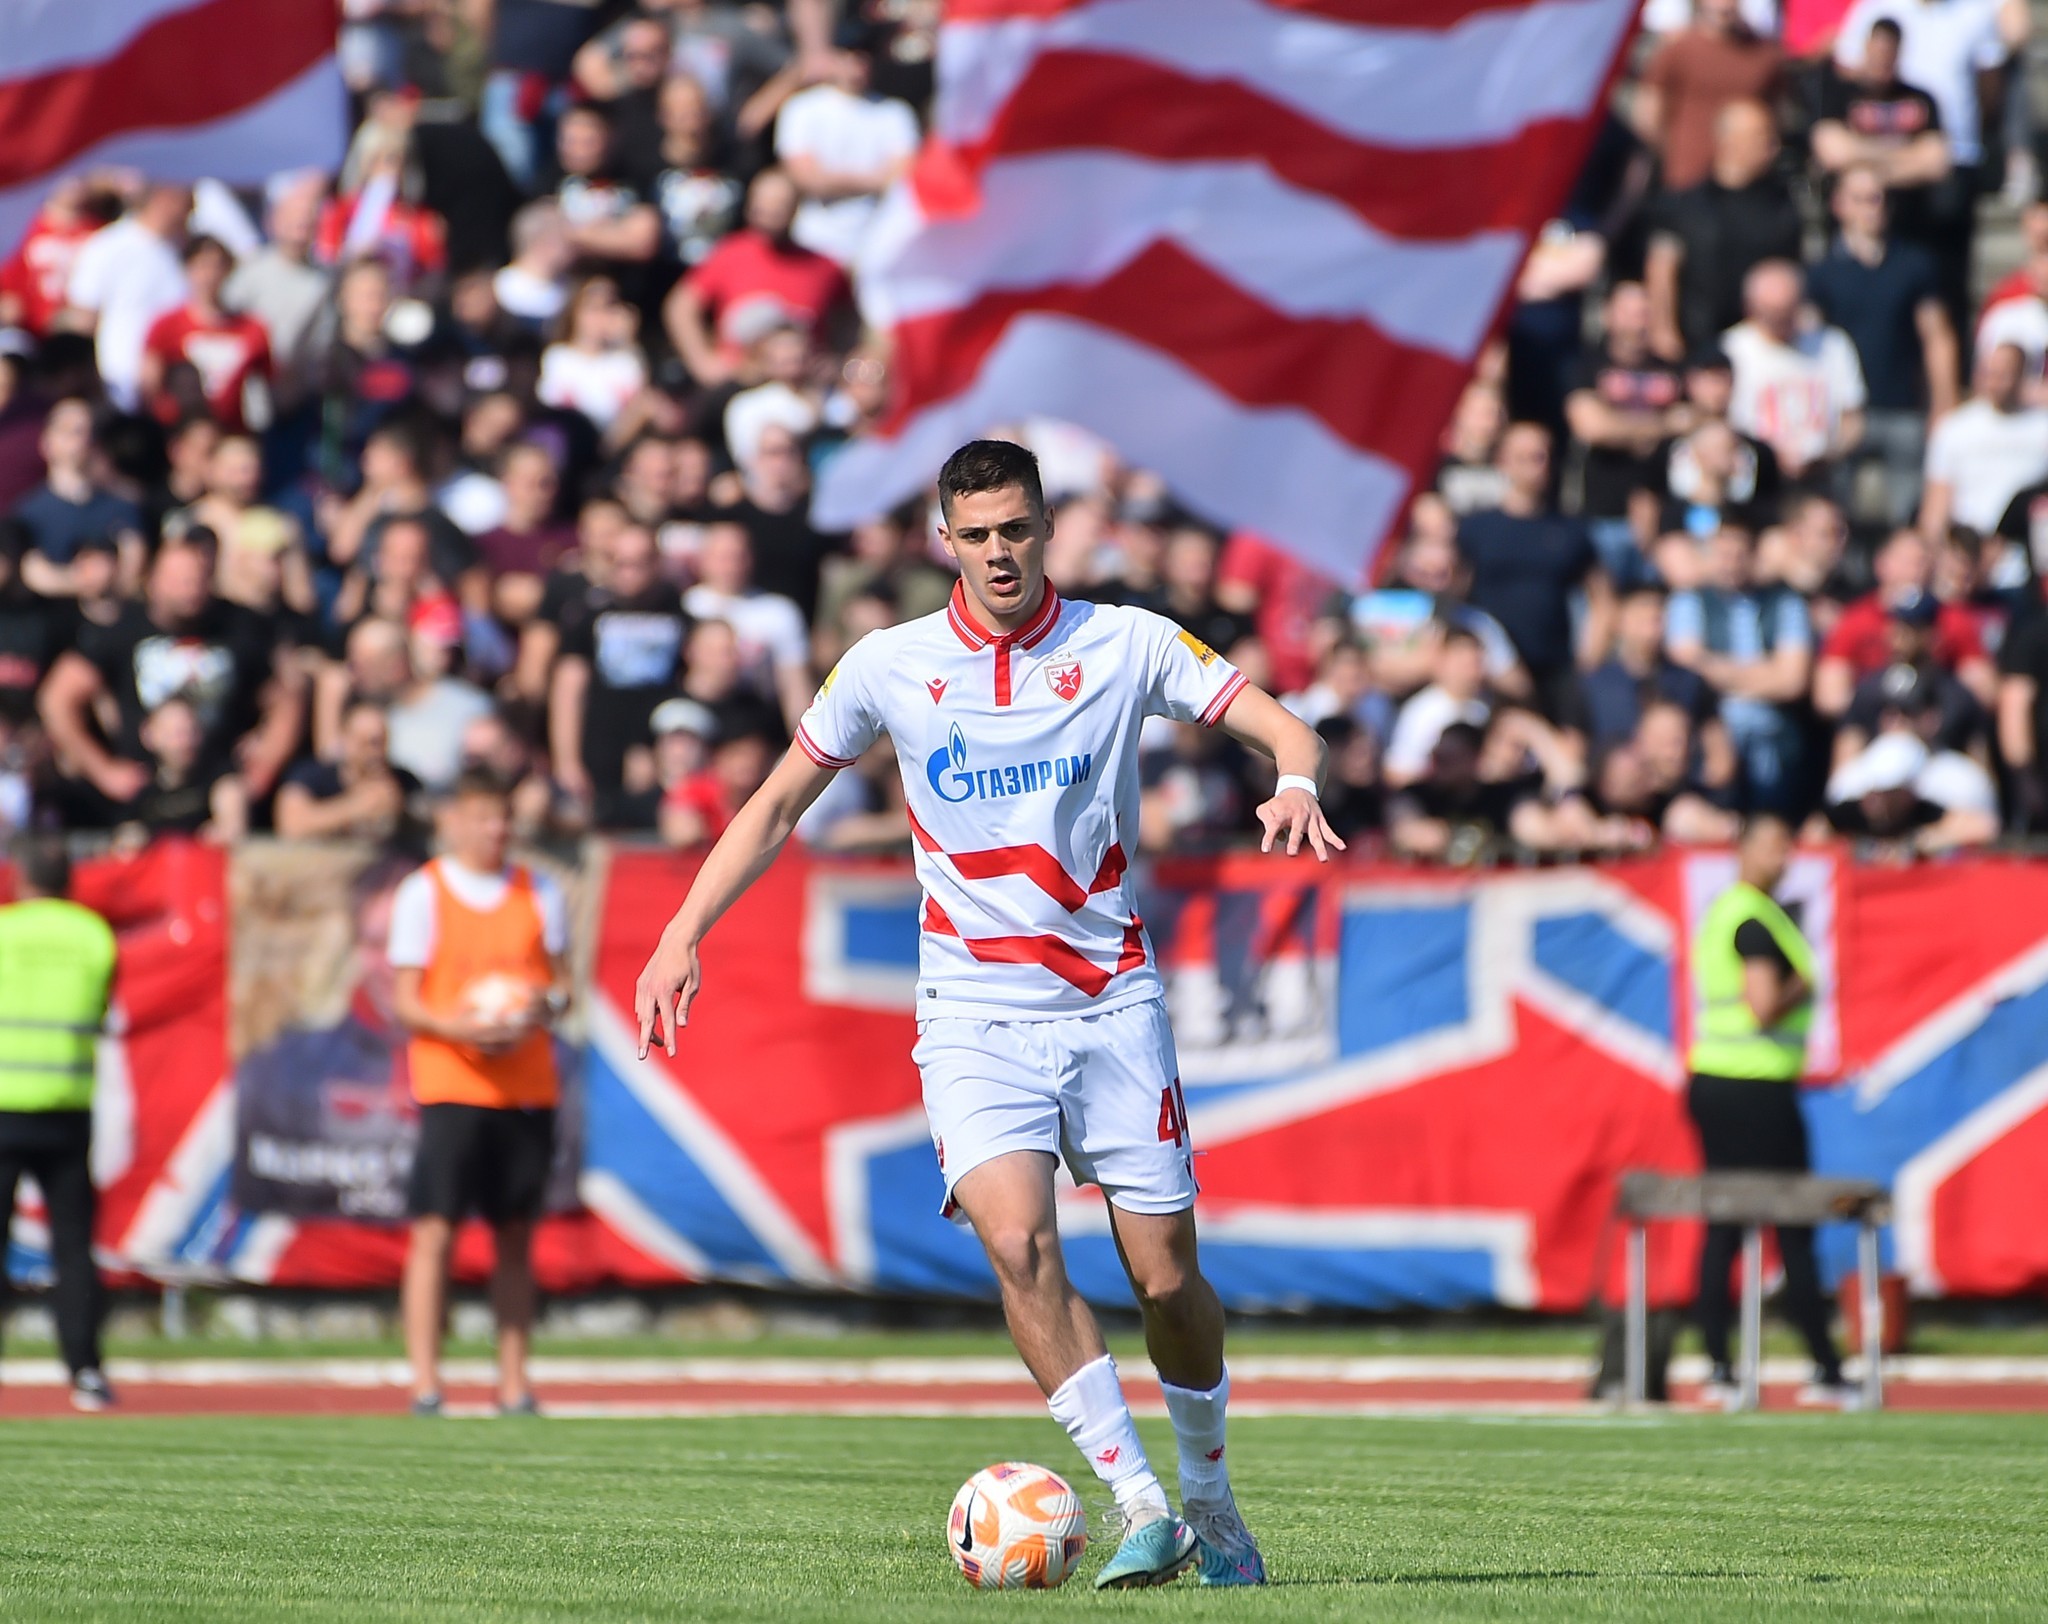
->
[634,747,840,1058]
[1215,683,1348,862]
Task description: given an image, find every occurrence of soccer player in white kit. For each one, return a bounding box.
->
[636,440,1344,1588]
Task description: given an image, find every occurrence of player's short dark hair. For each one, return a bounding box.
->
[450,766,512,805]
[937,439,1045,520]
[12,835,71,900]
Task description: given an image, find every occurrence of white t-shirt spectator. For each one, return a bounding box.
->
[682,584,810,687]
[1835,0,2005,165]
[388,857,570,968]
[65,218,188,410]
[1384,685,1492,782]
[1723,319,1868,470]
[774,84,920,266]
[537,344,647,431]
[1924,397,2048,532]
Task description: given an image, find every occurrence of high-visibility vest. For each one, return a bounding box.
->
[407,862,559,1110]
[1688,880,1814,1082]
[0,897,117,1113]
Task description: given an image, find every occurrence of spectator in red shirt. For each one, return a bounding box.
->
[663,166,850,387]
[1814,528,1997,718]
[0,179,110,338]
[139,237,274,434]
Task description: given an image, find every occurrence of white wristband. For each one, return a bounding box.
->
[1275,774,1320,800]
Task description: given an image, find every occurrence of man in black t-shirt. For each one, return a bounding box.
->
[1811,18,1950,242]
[1565,281,1692,583]
[0,520,77,725]
[547,524,687,820]
[1456,422,1612,725]
[1646,100,1803,362]
[38,537,302,821]
[544,105,661,307]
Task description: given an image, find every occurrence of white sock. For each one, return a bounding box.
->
[1161,1367,1231,1506]
[1046,1354,1170,1519]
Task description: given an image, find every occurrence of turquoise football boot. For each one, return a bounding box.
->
[1092,1508,1198,1589]
[1186,1491,1268,1586]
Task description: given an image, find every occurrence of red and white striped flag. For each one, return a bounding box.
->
[813,0,1638,582]
[0,0,346,254]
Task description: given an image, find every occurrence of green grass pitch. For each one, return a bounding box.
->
[3,1413,2043,1621]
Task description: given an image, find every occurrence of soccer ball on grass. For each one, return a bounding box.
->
[946,1462,1088,1589]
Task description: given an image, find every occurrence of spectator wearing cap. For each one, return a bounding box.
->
[276,697,419,841]
[665,167,851,389]
[1806,163,1957,528]
[683,522,814,730]
[224,171,332,415]
[1646,100,1803,363]
[1826,728,1999,852]
[1456,422,1613,723]
[1920,342,2048,543]
[62,183,191,412]
[1723,260,1867,491]
[1633,0,1784,195]
[1565,281,1695,585]
[775,45,920,267]
[138,236,274,435]
[548,523,687,821]
[1832,591,1988,771]
[1666,525,1813,811]
[1819,530,1998,723]
[12,400,146,599]
[604,694,715,834]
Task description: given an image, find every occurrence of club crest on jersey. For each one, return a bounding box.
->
[1045,658,1083,702]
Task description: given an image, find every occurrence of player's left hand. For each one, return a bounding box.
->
[1256,787,1347,862]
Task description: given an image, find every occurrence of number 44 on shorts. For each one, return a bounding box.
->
[1156,1078,1190,1146]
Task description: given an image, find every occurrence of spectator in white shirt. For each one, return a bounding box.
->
[1920,340,2048,538]
[62,185,190,412]
[537,273,649,436]
[1723,258,1868,484]
[1384,624,1494,790]
[774,48,920,267]
[680,521,812,729]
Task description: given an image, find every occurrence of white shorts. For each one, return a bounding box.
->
[914,998,1196,1223]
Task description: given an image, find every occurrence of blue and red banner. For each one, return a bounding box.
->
[15,842,2048,1311]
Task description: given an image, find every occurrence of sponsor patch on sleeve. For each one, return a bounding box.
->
[1177,629,1217,666]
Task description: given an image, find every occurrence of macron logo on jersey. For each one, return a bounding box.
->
[925,724,1092,804]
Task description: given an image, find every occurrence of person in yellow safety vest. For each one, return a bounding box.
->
[0,837,118,1412]
[1688,813,1853,1409]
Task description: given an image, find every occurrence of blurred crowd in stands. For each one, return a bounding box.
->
[2,0,2048,866]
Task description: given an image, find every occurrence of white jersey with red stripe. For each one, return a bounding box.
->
[796,582,1247,1021]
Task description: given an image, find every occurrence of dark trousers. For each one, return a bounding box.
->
[0,1110,103,1375]
[1686,1075,1841,1382]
